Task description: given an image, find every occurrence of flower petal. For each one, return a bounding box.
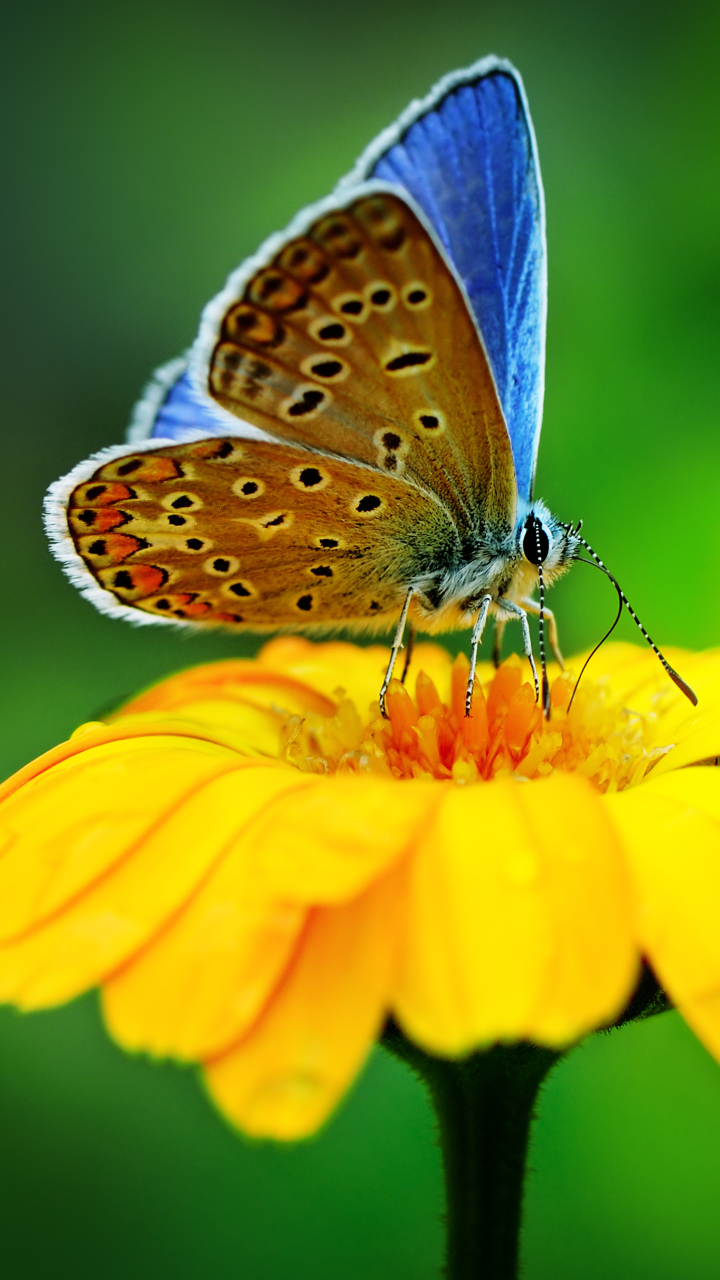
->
[0,735,239,940]
[605,768,720,1047]
[0,759,305,1008]
[394,772,637,1055]
[119,660,337,717]
[203,868,400,1139]
[643,650,720,772]
[651,711,720,774]
[257,637,457,712]
[241,776,438,902]
[103,865,306,1061]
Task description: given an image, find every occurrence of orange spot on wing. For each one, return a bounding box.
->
[189,439,242,461]
[70,508,127,533]
[80,533,149,565]
[72,482,137,507]
[181,601,214,618]
[108,565,168,598]
[98,456,182,483]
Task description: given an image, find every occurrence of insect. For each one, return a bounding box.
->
[45,57,696,716]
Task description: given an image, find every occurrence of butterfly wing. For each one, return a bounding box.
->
[127,358,241,446]
[48,64,537,635]
[190,189,517,535]
[54,436,457,630]
[343,58,546,501]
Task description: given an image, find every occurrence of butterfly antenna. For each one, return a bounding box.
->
[566,564,623,711]
[533,518,551,717]
[562,526,698,708]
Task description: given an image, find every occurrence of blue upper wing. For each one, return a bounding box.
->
[134,58,546,502]
[128,359,238,444]
[345,58,546,501]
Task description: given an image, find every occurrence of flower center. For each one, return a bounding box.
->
[279,654,671,791]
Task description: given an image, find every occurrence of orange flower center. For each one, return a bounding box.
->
[279,654,671,792]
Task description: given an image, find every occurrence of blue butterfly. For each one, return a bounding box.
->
[45,57,695,713]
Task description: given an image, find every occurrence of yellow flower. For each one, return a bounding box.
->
[0,637,718,1141]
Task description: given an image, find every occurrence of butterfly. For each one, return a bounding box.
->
[44,56,696,715]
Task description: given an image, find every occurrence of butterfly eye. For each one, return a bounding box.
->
[522,517,550,565]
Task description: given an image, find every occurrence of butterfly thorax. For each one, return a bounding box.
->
[409,500,579,633]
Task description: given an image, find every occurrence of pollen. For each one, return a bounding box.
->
[278,654,671,791]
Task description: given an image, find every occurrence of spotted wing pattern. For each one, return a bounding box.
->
[206,192,517,534]
[362,64,546,501]
[67,437,458,628]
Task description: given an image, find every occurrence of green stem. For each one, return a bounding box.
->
[382,966,669,1278]
[382,1023,561,1280]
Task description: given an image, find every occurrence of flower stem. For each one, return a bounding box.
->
[382,1023,562,1279]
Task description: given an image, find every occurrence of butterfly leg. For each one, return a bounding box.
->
[465,594,493,716]
[492,618,507,668]
[401,625,416,684]
[499,600,541,703]
[518,597,565,668]
[379,588,414,716]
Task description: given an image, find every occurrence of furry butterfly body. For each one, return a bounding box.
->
[51,57,694,713]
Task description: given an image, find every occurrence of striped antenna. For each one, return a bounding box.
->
[533,519,551,717]
[562,525,698,707]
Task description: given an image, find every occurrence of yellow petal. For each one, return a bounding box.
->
[103,800,309,1059]
[0,735,239,940]
[651,712,720,775]
[0,761,305,1008]
[241,775,438,902]
[642,649,720,771]
[119,660,337,720]
[203,868,400,1139]
[673,989,720,1063]
[562,644,720,758]
[394,772,637,1055]
[108,704,286,758]
[605,768,720,1014]
[257,637,457,712]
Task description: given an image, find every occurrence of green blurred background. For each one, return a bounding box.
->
[1,0,720,1274]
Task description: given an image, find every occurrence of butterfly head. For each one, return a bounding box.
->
[518,501,580,584]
